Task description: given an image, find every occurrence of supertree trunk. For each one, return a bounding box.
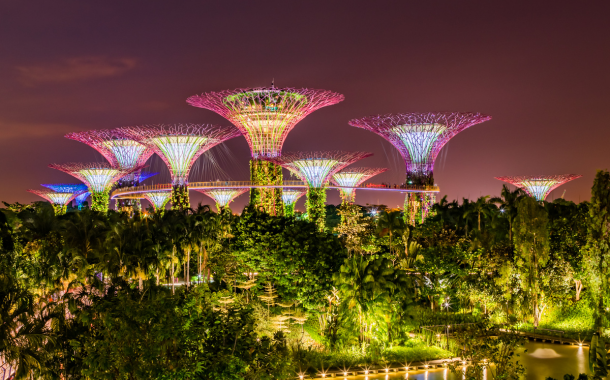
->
[306,188,326,231]
[404,193,436,226]
[171,185,190,211]
[53,204,67,216]
[91,192,110,212]
[249,159,284,216]
[284,203,295,217]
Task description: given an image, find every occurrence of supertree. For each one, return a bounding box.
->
[196,188,248,213]
[119,124,240,211]
[48,162,139,212]
[42,183,89,210]
[186,85,344,216]
[282,189,306,217]
[269,151,372,230]
[495,175,582,201]
[331,167,387,203]
[27,188,85,215]
[145,191,172,212]
[349,112,492,225]
[115,171,158,213]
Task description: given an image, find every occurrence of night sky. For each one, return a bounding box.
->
[2,1,609,211]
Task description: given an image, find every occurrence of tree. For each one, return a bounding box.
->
[493,184,526,243]
[513,196,550,327]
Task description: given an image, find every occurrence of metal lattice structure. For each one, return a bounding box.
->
[270,151,373,188]
[495,175,582,201]
[119,124,240,186]
[145,191,171,211]
[27,189,82,206]
[49,162,136,193]
[65,129,154,170]
[73,191,91,208]
[136,171,158,183]
[41,183,88,193]
[332,167,387,202]
[186,86,344,158]
[196,188,248,210]
[282,189,307,206]
[349,112,492,186]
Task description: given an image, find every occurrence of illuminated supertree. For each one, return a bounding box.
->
[196,188,248,213]
[282,189,306,217]
[145,191,171,212]
[187,85,344,216]
[349,112,492,225]
[331,167,387,203]
[119,124,240,211]
[49,162,138,212]
[27,188,84,215]
[270,151,372,230]
[42,183,89,210]
[495,175,582,201]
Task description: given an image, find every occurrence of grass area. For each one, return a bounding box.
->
[518,298,595,340]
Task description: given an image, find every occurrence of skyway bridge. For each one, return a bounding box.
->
[111,181,439,199]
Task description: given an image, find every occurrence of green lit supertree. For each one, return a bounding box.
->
[281,189,306,217]
[119,124,240,211]
[48,162,138,212]
[144,191,172,212]
[187,85,344,216]
[196,188,248,214]
[27,188,85,215]
[269,151,371,231]
[331,167,387,204]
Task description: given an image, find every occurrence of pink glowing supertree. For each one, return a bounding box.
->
[269,151,372,230]
[187,85,345,215]
[495,175,582,201]
[27,188,85,215]
[196,188,248,213]
[119,124,241,210]
[49,162,140,212]
[331,167,387,203]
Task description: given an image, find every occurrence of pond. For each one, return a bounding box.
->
[338,342,591,379]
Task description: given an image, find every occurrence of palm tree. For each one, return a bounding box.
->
[376,210,405,258]
[491,185,526,243]
[463,196,495,232]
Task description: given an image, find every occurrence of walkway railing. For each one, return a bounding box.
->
[111,181,439,199]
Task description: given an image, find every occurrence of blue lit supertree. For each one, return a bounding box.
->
[42,183,89,209]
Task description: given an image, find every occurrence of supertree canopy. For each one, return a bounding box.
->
[281,189,306,217]
[27,189,84,215]
[270,151,372,230]
[196,188,248,213]
[42,183,89,210]
[145,191,171,212]
[187,86,345,216]
[49,162,138,212]
[349,112,491,225]
[119,124,240,211]
[73,191,91,209]
[495,175,582,201]
[331,167,387,203]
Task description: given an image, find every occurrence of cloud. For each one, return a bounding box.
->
[0,120,78,141]
[17,57,136,85]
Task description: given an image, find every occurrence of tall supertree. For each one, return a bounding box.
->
[42,183,89,210]
[270,151,372,230]
[196,188,248,213]
[495,175,582,201]
[145,191,171,212]
[66,128,155,211]
[119,124,240,211]
[331,167,387,204]
[186,85,344,216]
[27,188,84,215]
[349,112,491,225]
[49,162,138,212]
[282,189,306,217]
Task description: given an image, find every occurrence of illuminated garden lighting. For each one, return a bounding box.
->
[144,191,171,212]
[187,86,344,215]
[42,183,89,210]
[27,189,84,215]
[196,188,248,213]
[73,191,91,209]
[331,167,387,203]
[282,189,306,217]
[270,151,372,230]
[119,124,240,211]
[349,112,491,225]
[494,175,582,201]
[49,162,138,212]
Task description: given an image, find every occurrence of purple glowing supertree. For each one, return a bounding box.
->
[27,188,85,215]
[49,162,139,212]
[495,175,582,201]
[119,124,241,210]
[331,167,387,203]
[42,183,89,209]
[349,112,491,225]
[196,188,248,213]
[269,151,372,230]
[186,85,345,215]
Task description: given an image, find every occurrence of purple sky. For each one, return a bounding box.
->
[1,1,609,212]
